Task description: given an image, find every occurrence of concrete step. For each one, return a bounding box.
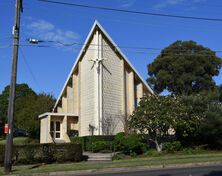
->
[84,152,112,161]
[87,157,112,161]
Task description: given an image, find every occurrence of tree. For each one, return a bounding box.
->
[175,95,207,144]
[0,84,36,135]
[198,103,222,148]
[147,40,222,95]
[101,112,126,135]
[101,113,119,135]
[0,84,55,138]
[176,91,222,148]
[16,93,55,138]
[129,95,190,152]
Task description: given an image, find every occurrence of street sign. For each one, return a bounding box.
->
[4,123,8,134]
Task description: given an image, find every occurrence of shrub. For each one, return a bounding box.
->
[114,133,147,155]
[163,141,182,152]
[112,153,126,160]
[42,144,56,164]
[114,132,125,151]
[70,137,83,144]
[91,141,112,153]
[76,135,114,151]
[68,130,79,138]
[145,149,162,157]
[0,143,82,165]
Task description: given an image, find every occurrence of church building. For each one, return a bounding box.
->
[39,21,153,143]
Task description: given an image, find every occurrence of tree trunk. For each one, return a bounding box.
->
[155,142,163,152]
[149,138,163,152]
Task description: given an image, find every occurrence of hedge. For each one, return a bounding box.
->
[70,135,115,152]
[0,143,82,165]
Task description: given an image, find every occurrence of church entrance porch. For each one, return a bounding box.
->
[39,112,78,143]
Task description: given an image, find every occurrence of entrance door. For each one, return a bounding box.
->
[50,121,61,139]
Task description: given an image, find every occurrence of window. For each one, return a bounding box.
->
[50,121,61,139]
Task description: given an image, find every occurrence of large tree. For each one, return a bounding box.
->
[129,95,194,152]
[0,84,36,135]
[176,90,222,148]
[147,40,222,95]
[16,93,55,138]
[0,84,55,138]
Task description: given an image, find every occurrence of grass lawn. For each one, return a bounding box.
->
[0,137,28,145]
[0,152,222,175]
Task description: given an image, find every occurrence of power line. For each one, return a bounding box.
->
[26,1,221,33]
[0,45,11,49]
[23,38,222,54]
[20,48,42,90]
[37,0,222,22]
[0,41,218,57]
[23,45,222,57]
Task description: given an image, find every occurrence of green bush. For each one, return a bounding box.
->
[163,141,182,152]
[114,132,125,151]
[0,143,82,165]
[70,137,83,144]
[145,149,162,157]
[182,146,206,155]
[114,133,147,155]
[112,153,126,160]
[91,141,112,153]
[74,135,114,151]
[68,130,79,137]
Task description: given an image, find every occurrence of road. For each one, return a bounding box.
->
[79,165,222,176]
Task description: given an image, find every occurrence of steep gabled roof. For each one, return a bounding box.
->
[53,20,153,111]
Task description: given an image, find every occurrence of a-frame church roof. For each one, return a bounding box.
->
[53,20,153,111]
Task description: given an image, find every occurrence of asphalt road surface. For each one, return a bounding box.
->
[79,165,222,176]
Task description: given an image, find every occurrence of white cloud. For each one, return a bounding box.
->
[153,0,185,9]
[153,0,206,10]
[27,20,55,31]
[26,19,80,48]
[117,0,136,8]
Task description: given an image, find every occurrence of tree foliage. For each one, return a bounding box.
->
[176,89,222,148]
[129,95,195,151]
[0,84,55,138]
[15,93,55,138]
[147,40,222,95]
[0,84,36,134]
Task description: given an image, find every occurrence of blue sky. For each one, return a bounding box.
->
[0,0,222,98]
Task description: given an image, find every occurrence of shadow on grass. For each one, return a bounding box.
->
[30,164,42,169]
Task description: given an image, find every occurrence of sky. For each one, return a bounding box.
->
[0,0,222,99]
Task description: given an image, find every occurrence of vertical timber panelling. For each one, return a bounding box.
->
[79,34,96,136]
[102,36,124,134]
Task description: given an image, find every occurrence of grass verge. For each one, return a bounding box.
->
[0,152,222,175]
[0,137,28,145]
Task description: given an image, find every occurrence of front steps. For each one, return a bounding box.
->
[84,152,112,162]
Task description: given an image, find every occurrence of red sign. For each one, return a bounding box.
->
[4,123,8,134]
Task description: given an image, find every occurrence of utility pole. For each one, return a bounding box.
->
[4,0,23,174]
